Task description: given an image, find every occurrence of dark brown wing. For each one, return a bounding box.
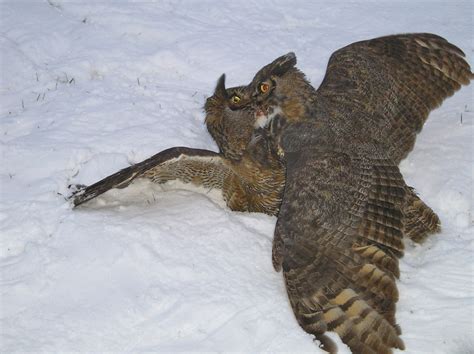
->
[70,147,221,206]
[316,33,473,162]
[272,148,407,353]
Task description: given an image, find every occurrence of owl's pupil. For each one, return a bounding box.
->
[260,83,270,93]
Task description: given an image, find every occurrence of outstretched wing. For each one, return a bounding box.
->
[316,33,473,162]
[273,148,407,353]
[70,147,222,206]
[70,146,284,216]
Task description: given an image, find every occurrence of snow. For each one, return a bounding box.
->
[1,1,472,353]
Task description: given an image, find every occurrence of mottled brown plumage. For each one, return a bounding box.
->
[204,75,256,162]
[317,33,473,163]
[246,33,472,353]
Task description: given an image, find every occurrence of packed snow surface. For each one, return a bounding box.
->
[1,1,472,353]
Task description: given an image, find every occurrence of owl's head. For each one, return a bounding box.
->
[204,74,256,161]
[250,52,297,90]
[248,52,315,127]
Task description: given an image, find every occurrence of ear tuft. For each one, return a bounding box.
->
[271,52,297,76]
[214,74,227,98]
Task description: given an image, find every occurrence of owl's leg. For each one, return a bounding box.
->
[403,188,441,243]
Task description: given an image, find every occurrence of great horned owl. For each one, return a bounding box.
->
[244,33,472,353]
[71,78,285,215]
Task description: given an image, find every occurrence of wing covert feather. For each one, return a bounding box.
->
[316,33,473,162]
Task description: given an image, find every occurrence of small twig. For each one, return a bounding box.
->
[36,72,39,82]
[69,78,75,84]
[42,92,46,101]
[37,93,41,101]
[137,78,140,86]
[22,99,25,110]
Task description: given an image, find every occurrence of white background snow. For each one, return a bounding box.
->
[1,1,472,353]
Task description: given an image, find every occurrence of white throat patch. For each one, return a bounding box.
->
[254,106,283,129]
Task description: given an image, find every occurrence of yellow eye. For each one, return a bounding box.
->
[231,95,241,104]
[260,83,270,93]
